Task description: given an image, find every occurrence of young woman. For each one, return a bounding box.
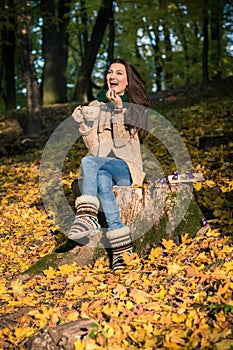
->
[68,58,150,272]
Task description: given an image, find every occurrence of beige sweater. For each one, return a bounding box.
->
[79,100,145,185]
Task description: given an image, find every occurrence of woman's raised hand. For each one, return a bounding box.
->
[106,89,123,108]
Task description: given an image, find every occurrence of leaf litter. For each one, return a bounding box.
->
[0,96,232,349]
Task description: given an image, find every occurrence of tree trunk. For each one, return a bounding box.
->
[17,1,43,134]
[154,36,163,92]
[179,21,190,85]
[147,26,163,92]
[113,185,167,239]
[163,22,173,89]
[202,0,209,85]
[78,1,94,101]
[80,0,89,58]
[107,4,115,64]
[210,0,223,79]
[73,0,113,103]
[0,0,16,110]
[41,0,70,105]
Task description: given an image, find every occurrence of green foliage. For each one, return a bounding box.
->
[209,303,233,315]
[1,0,233,111]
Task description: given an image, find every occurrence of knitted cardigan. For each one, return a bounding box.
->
[78,97,145,185]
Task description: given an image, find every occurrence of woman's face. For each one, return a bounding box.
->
[106,63,128,95]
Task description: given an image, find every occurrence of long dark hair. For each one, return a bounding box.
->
[105,58,150,142]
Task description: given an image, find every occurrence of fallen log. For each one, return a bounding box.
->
[199,132,233,150]
[25,318,98,350]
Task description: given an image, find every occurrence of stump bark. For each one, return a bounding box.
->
[113,183,167,240]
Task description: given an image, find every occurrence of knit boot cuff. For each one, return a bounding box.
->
[75,195,99,209]
[106,226,130,240]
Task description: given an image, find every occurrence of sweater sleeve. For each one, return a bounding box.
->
[78,100,102,152]
[111,108,131,147]
[80,126,99,152]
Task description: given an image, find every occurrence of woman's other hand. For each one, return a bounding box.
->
[72,105,90,132]
[72,105,85,124]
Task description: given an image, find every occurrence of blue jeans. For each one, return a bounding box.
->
[81,156,132,230]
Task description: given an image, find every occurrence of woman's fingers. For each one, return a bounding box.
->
[106,89,122,106]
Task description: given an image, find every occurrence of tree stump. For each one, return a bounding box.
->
[71,178,199,249]
[72,179,167,241]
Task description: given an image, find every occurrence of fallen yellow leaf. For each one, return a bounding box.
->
[129,287,151,304]
[74,338,86,350]
[161,238,176,250]
[167,262,181,274]
[14,326,34,343]
[43,266,57,278]
[58,263,77,275]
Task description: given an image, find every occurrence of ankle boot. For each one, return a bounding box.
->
[106,226,133,273]
[68,195,101,241]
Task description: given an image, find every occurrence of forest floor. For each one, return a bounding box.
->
[0,78,232,349]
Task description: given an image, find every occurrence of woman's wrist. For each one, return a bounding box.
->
[79,121,88,132]
[114,103,123,109]
[114,105,123,115]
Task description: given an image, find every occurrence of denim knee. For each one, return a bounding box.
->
[81,156,94,170]
[97,170,113,194]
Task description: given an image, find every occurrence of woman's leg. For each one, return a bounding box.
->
[67,194,100,241]
[67,156,102,241]
[81,156,99,196]
[69,155,134,269]
[97,169,123,230]
[81,155,131,230]
[81,155,132,196]
[99,157,132,188]
[96,161,133,273]
[68,155,126,241]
